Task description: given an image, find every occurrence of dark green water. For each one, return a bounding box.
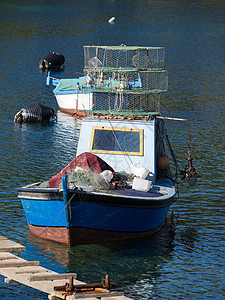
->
[0,0,225,299]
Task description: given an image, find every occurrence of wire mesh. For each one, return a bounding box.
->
[81,92,161,114]
[83,69,168,93]
[84,45,165,69]
[80,45,167,115]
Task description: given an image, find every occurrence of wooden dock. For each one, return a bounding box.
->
[0,236,132,300]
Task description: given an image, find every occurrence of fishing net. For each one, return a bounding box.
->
[40,153,117,190]
[39,152,134,191]
[39,168,110,190]
[40,168,132,191]
[64,168,110,190]
[156,118,173,180]
[47,152,114,188]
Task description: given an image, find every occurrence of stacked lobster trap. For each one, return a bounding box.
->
[81,45,168,115]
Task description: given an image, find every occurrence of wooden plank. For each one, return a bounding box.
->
[4,277,17,283]
[0,256,16,261]
[0,247,25,252]
[101,296,133,300]
[73,291,125,299]
[15,269,52,275]
[0,260,40,268]
[0,243,25,252]
[0,236,9,240]
[0,236,26,252]
[48,295,65,300]
[0,252,83,298]
[65,297,98,300]
[28,272,77,282]
[58,292,126,300]
[0,253,17,260]
[0,236,132,300]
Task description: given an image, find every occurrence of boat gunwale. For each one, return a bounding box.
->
[73,191,176,209]
[17,184,175,209]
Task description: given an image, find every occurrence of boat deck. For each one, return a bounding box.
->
[111,189,162,197]
[90,181,175,201]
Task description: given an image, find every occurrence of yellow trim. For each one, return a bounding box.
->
[90,126,143,156]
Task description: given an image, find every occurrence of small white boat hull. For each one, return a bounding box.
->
[55,92,93,115]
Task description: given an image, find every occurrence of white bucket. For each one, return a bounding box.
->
[130,163,149,179]
[132,177,152,192]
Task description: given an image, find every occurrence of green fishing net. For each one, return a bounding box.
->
[39,169,132,191]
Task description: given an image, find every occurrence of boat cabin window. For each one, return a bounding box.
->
[90,127,143,156]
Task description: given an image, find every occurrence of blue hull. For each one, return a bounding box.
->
[21,198,171,232]
[19,181,175,245]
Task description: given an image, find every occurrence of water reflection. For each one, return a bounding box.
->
[179,226,199,253]
[24,217,177,292]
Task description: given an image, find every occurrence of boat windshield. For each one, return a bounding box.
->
[90,126,143,156]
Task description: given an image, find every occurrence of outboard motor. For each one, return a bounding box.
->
[39,52,65,69]
[14,103,55,123]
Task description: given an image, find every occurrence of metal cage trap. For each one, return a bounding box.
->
[77,45,168,117]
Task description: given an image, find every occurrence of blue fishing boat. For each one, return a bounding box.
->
[17,45,200,246]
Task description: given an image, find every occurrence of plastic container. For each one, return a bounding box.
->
[130,163,149,179]
[100,170,113,182]
[132,177,152,192]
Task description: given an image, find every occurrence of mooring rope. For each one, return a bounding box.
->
[156,115,193,186]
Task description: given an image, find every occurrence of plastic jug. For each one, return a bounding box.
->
[130,163,149,179]
[132,177,152,192]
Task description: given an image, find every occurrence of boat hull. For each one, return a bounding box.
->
[19,185,175,246]
[55,92,92,116]
[28,223,165,246]
[58,106,87,117]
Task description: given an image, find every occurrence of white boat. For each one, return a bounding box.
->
[46,75,93,116]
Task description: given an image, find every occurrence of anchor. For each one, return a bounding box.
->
[181,154,201,186]
[181,120,201,186]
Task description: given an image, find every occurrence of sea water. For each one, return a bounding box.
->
[0,0,225,299]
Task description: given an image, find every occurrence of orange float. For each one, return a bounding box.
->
[157,156,170,170]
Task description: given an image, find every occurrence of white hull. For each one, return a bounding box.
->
[55,92,93,111]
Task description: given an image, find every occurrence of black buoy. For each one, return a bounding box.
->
[14,103,55,123]
[39,52,65,69]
